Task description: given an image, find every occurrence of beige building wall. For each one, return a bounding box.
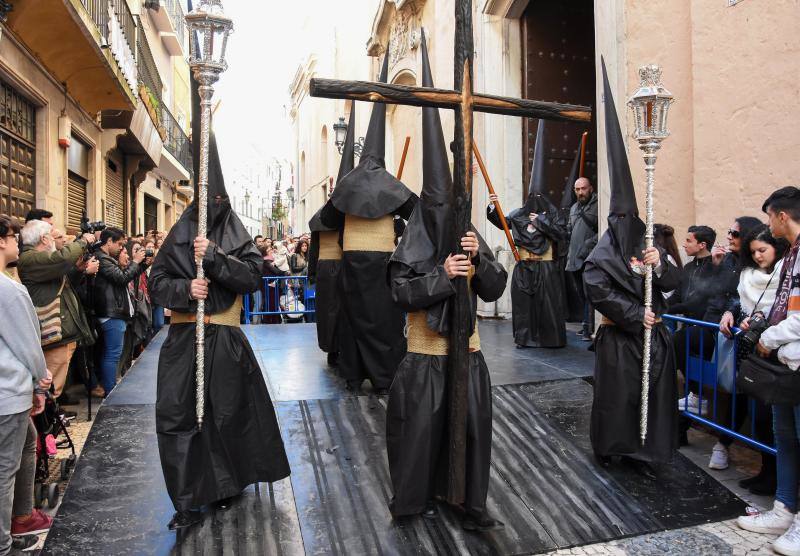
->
[0,29,105,230]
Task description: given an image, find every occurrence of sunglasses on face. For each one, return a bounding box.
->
[727,229,740,239]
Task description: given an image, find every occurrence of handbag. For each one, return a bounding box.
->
[36,277,66,347]
[736,355,800,405]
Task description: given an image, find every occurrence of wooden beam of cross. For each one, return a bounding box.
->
[309,0,592,505]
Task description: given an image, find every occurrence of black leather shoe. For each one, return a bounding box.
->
[594,453,612,468]
[422,502,438,520]
[462,510,505,532]
[168,510,203,530]
[621,456,657,481]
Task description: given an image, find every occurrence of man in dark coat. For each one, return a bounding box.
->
[320,53,417,393]
[487,120,567,348]
[386,33,507,530]
[583,60,680,474]
[308,109,354,367]
[148,49,289,529]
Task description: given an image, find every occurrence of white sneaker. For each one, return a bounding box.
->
[708,442,729,470]
[737,500,794,534]
[775,513,800,555]
[677,392,708,415]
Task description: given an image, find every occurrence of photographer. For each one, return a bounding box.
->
[737,187,800,555]
[92,227,146,397]
[16,220,96,405]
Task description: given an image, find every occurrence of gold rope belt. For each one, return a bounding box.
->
[170,295,242,327]
[600,316,662,326]
[406,311,481,355]
[343,214,395,253]
[517,245,553,262]
[318,230,343,261]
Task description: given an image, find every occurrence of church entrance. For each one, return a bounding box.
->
[521,0,597,205]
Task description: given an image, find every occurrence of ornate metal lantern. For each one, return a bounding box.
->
[627,65,674,446]
[185,0,233,429]
[333,116,348,153]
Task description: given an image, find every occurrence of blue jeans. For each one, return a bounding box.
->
[99,319,127,394]
[774,404,800,511]
[152,305,165,334]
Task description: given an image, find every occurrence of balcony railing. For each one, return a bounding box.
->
[80,0,135,55]
[163,104,193,175]
[136,19,164,124]
[163,0,187,54]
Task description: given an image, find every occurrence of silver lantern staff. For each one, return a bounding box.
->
[627,65,674,446]
[186,0,233,429]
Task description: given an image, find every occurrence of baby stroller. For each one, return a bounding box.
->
[280,281,306,323]
[32,392,77,509]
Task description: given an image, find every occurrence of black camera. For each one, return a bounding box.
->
[80,211,106,235]
[736,312,770,360]
[145,248,155,258]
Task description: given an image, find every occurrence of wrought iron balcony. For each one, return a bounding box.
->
[136,19,164,127]
[162,104,193,176]
[80,0,136,55]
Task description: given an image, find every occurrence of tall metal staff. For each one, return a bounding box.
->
[627,65,674,445]
[186,0,233,428]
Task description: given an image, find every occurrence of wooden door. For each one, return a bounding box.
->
[522,0,597,204]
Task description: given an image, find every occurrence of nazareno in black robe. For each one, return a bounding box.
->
[319,52,418,390]
[386,234,507,516]
[149,131,290,512]
[583,237,680,463]
[487,204,567,347]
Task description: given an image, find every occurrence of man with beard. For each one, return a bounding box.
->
[308,108,354,367]
[583,60,680,476]
[487,120,567,348]
[386,33,507,530]
[148,37,289,529]
[566,177,598,340]
[320,53,417,393]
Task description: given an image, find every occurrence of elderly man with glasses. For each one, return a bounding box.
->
[16,219,97,405]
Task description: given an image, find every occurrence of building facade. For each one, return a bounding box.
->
[1,0,192,237]
[288,0,799,317]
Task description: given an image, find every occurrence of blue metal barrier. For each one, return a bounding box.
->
[664,314,776,455]
[243,276,316,324]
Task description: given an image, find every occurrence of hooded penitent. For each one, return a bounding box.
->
[148,2,290,514]
[326,53,414,220]
[582,56,679,464]
[328,47,418,391]
[385,30,508,518]
[487,117,567,348]
[307,108,354,354]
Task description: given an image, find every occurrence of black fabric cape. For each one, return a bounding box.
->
[488,205,567,347]
[583,240,680,463]
[386,236,507,516]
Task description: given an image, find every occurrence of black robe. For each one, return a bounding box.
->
[386,238,507,516]
[583,236,680,463]
[487,204,567,347]
[323,197,416,390]
[149,209,290,512]
[308,229,342,354]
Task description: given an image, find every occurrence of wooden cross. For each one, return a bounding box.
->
[309,0,591,505]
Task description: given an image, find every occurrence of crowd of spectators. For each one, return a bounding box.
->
[0,211,168,552]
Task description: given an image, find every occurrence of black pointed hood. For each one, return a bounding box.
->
[153,0,255,315]
[561,134,584,210]
[310,107,356,233]
[328,48,414,219]
[585,57,647,296]
[507,119,558,253]
[390,29,453,273]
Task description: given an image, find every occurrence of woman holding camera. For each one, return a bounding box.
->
[717,225,788,493]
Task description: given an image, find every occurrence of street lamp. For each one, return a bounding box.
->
[286,185,295,208]
[333,115,366,157]
[627,64,674,446]
[186,0,233,429]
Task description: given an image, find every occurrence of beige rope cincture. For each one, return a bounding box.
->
[517,244,553,262]
[406,267,480,355]
[171,295,243,327]
[343,214,396,253]
[318,230,343,261]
